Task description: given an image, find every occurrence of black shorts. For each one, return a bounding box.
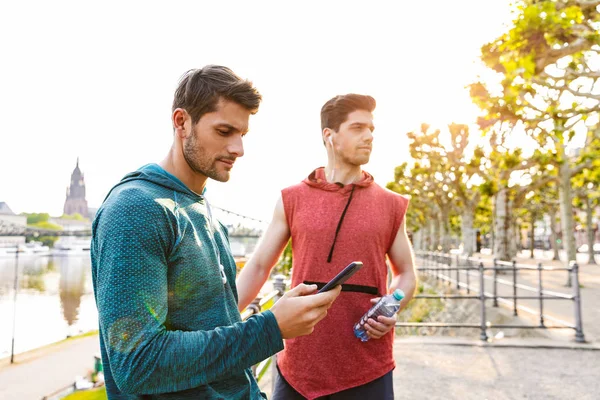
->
[272,365,394,400]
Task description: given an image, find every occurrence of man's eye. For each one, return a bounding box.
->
[218,130,231,135]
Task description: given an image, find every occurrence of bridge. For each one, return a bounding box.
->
[0,206,267,239]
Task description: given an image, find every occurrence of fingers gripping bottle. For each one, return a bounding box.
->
[353,289,405,342]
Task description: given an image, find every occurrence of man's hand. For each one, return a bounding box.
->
[270,284,342,339]
[363,297,398,340]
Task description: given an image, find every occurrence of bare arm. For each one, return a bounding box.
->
[237,195,291,311]
[387,219,417,310]
[363,219,417,340]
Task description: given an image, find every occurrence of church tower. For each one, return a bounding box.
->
[63,158,89,218]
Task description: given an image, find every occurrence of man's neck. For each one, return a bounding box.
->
[160,147,208,195]
[324,164,362,185]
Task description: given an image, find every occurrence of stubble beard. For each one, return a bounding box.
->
[183,129,230,183]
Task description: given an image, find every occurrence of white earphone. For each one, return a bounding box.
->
[328,136,333,146]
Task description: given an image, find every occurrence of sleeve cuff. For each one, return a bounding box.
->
[260,310,284,354]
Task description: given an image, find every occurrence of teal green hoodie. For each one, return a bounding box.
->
[91,164,283,399]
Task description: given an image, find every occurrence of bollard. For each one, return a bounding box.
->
[273,274,287,298]
[512,260,518,316]
[537,262,544,327]
[571,262,586,343]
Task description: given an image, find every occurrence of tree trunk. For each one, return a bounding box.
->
[550,209,560,261]
[558,162,576,286]
[530,213,536,259]
[490,199,495,253]
[585,196,597,265]
[494,188,516,261]
[413,229,420,251]
[515,219,521,254]
[439,213,449,252]
[431,218,440,252]
[461,209,476,256]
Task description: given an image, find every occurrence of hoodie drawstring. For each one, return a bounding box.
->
[327,185,356,263]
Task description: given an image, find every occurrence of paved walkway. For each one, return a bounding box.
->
[390,337,599,400]
[258,337,600,399]
[0,334,100,400]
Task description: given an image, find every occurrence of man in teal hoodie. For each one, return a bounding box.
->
[91,65,341,400]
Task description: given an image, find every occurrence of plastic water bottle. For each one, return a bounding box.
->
[354,289,405,342]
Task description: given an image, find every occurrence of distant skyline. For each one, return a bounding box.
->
[0,1,515,222]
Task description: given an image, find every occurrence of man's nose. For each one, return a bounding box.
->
[228,134,244,157]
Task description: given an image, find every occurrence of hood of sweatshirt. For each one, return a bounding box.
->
[102,163,205,203]
[302,167,374,262]
[303,167,374,193]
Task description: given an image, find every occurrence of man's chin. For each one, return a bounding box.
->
[210,172,231,183]
[354,156,371,166]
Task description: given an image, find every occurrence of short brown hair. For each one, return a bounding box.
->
[320,94,376,132]
[172,65,262,124]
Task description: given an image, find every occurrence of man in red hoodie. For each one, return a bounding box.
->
[237,94,417,399]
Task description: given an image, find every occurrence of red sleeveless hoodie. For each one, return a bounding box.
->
[278,167,409,399]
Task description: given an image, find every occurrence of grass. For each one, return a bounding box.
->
[63,387,107,400]
[395,282,445,335]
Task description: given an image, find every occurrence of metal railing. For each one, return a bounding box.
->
[241,274,287,388]
[402,251,585,342]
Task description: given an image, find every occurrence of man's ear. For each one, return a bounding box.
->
[172,108,190,138]
[323,127,333,146]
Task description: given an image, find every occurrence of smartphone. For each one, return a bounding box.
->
[317,261,363,293]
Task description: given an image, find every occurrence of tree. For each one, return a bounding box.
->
[387,163,429,251]
[395,124,458,252]
[445,123,486,255]
[24,212,50,225]
[471,0,600,270]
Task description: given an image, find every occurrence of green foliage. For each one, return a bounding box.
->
[35,236,60,248]
[474,195,493,236]
[23,212,50,224]
[397,285,444,325]
[28,221,62,231]
[61,213,86,221]
[63,388,107,400]
[274,239,293,276]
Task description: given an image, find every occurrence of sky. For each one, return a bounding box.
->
[0,0,515,223]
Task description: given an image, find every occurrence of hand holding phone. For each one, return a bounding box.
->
[317,261,363,293]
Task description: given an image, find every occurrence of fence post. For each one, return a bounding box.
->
[466,260,470,294]
[493,258,498,307]
[446,255,451,286]
[571,262,586,343]
[435,252,439,282]
[479,261,488,341]
[537,262,544,327]
[512,260,518,316]
[456,254,460,289]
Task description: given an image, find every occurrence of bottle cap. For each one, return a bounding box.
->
[392,289,405,301]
